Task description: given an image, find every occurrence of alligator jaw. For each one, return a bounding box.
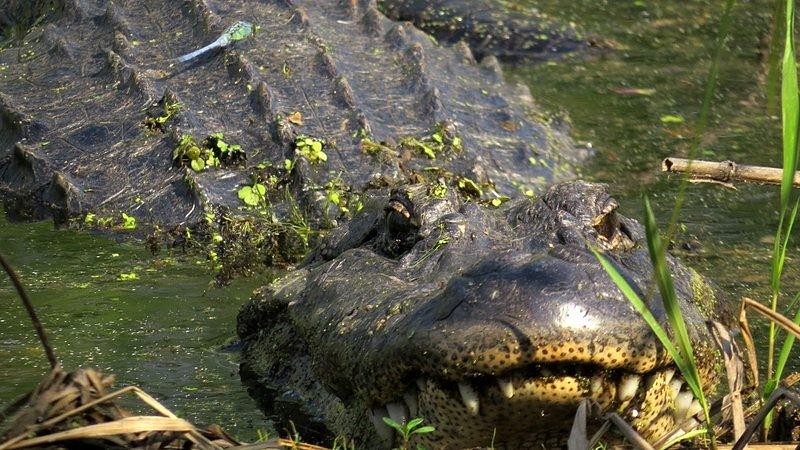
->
[368,365,702,448]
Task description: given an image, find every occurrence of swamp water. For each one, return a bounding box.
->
[1,0,798,441]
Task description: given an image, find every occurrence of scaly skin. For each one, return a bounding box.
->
[0,0,579,227]
[238,181,731,449]
[378,0,586,60]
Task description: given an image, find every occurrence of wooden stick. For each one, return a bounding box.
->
[662,157,800,187]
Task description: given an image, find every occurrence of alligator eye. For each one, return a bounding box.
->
[381,195,420,257]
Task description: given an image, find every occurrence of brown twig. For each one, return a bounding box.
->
[0,252,57,368]
[662,158,800,187]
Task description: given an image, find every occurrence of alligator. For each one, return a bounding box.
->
[237,180,729,449]
[0,0,579,228]
[377,0,587,60]
[0,0,729,448]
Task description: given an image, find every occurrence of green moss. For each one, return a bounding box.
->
[689,269,717,318]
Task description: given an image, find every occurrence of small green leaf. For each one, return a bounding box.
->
[381,417,402,433]
[117,272,139,281]
[254,183,266,196]
[407,418,424,429]
[191,158,205,172]
[284,159,294,171]
[121,213,136,230]
[412,426,435,434]
[660,114,685,124]
[328,190,341,205]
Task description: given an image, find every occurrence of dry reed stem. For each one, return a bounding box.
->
[662,158,800,187]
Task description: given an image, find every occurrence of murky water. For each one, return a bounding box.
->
[0,215,270,439]
[510,0,799,332]
[1,0,797,441]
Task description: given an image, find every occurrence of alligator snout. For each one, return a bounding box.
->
[239,181,726,448]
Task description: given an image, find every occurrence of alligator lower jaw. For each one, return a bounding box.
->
[367,365,700,448]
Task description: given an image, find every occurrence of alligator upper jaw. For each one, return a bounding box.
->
[366,363,701,448]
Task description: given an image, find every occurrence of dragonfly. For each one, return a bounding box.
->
[175,21,254,64]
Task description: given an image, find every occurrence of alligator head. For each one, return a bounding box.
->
[237,180,728,449]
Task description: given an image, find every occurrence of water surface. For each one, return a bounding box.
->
[0,215,269,438]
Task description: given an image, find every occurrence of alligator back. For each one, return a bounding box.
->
[0,0,580,227]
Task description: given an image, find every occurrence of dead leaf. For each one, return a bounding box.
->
[287,111,304,126]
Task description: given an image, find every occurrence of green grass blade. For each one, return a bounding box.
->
[589,247,691,388]
[766,0,786,115]
[766,0,800,402]
[643,197,705,404]
[772,306,800,393]
[779,0,799,209]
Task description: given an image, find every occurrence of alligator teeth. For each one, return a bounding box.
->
[387,402,408,425]
[663,368,675,385]
[457,382,480,415]
[590,376,603,395]
[674,391,693,421]
[687,399,702,419]
[403,390,418,418]
[669,378,683,399]
[497,378,514,398]
[368,406,394,443]
[618,374,640,402]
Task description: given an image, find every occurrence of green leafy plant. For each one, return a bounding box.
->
[399,124,463,160]
[237,181,267,207]
[117,272,139,281]
[295,135,327,163]
[381,417,435,450]
[427,180,448,198]
[143,100,181,131]
[456,177,483,199]
[763,0,800,433]
[361,138,397,158]
[121,213,136,230]
[173,133,246,172]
